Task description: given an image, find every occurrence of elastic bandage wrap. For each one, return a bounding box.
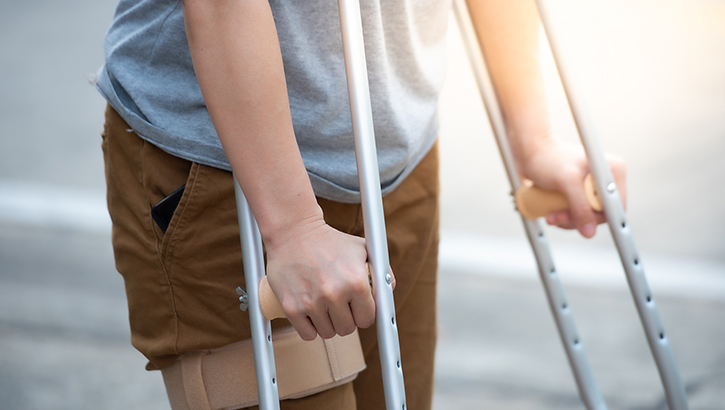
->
[161,327,366,410]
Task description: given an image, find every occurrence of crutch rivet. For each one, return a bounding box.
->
[385,273,392,284]
[607,182,616,193]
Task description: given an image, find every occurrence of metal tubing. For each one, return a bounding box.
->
[338,0,407,409]
[233,176,280,410]
[534,1,688,408]
[452,1,607,408]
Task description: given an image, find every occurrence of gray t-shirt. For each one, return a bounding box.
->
[96,0,450,202]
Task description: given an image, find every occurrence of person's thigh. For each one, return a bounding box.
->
[102,105,358,409]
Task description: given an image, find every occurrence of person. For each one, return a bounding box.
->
[96,0,626,409]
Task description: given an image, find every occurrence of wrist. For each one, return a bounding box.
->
[260,203,326,253]
[504,102,554,167]
[510,126,555,177]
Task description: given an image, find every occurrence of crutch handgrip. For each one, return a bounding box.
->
[258,264,376,321]
[259,275,286,320]
[515,174,602,220]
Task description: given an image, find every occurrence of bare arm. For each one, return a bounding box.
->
[181,0,375,339]
[466,0,626,237]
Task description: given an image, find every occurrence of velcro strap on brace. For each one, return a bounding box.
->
[161,327,366,410]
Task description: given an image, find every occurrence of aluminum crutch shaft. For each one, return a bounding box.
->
[535,1,688,408]
[233,176,280,410]
[452,1,607,408]
[338,0,407,409]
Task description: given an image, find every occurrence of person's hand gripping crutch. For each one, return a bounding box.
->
[516,137,628,237]
[264,220,394,341]
[465,0,627,238]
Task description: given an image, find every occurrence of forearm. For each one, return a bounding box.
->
[466,0,551,168]
[182,0,323,248]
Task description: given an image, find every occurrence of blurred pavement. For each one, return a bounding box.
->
[1,0,724,409]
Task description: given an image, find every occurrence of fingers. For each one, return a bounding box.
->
[286,311,320,341]
[317,274,368,337]
[546,209,606,231]
[350,284,376,329]
[283,292,358,340]
[559,172,599,238]
[547,155,626,236]
[270,251,373,339]
[308,311,338,340]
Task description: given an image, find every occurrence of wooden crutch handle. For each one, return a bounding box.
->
[258,264,375,320]
[515,174,602,220]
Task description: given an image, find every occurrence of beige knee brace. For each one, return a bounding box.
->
[161,327,366,410]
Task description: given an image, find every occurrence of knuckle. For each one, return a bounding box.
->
[350,276,370,296]
[320,283,341,304]
[297,295,317,314]
[282,304,302,320]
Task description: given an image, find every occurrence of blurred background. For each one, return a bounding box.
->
[1,0,723,409]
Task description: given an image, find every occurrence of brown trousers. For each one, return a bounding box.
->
[101,105,439,410]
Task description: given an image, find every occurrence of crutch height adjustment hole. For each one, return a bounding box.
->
[267,335,271,342]
[574,339,579,345]
[634,258,639,266]
[272,377,276,384]
[621,221,626,229]
[391,317,395,325]
[562,303,567,309]
[397,360,401,368]
[659,332,664,340]
[646,295,652,303]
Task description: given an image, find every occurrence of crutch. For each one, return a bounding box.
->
[452,1,689,409]
[232,0,407,409]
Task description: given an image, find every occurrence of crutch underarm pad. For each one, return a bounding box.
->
[515,174,601,220]
[162,327,366,410]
